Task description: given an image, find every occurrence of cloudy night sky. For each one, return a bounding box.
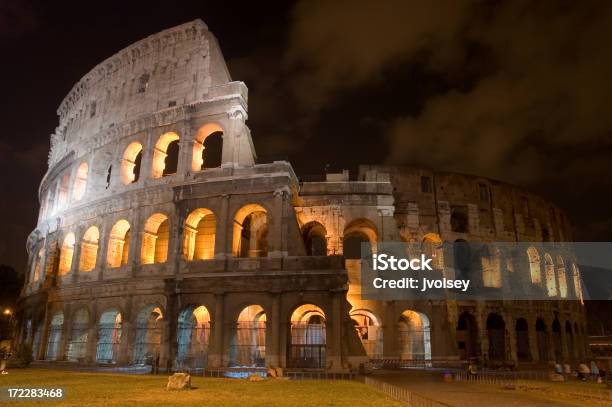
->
[1,0,612,273]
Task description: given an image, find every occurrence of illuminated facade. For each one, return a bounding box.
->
[18,20,587,372]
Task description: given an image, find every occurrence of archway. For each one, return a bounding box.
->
[398,310,431,361]
[350,309,382,359]
[133,305,163,365]
[79,226,99,272]
[72,162,88,201]
[557,256,568,298]
[66,308,89,361]
[486,313,506,361]
[107,220,130,268]
[481,245,502,288]
[183,208,216,260]
[544,254,557,296]
[516,318,531,361]
[527,247,541,284]
[230,305,267,367]
[96,309,122,363]
[120,142,143,184]
[288,304,326,368]
[45,312,64,361]
[302,221,327,256]
[192,123,223,171]
[152,132,180,178]
[456,312,478,360]
[233,204,268,258]
[58,233,75,276]
[343,218,377,259]
[176,305,211,371]
[536,318,549,362]
[141,213,170,264]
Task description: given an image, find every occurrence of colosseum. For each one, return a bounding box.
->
[17,19,587,373]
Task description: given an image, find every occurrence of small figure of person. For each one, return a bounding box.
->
[578,362,590,381]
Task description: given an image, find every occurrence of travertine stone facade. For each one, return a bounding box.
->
[18,20,587,372]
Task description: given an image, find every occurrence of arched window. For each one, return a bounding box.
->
[121,142,143,185]
[176,305,211,370]
[152,132,180,178]
[67,308,89,361]
[141,213,170,264]
[133,305,163,365]
[107,220,130,268]
[481,245,502,288]
[527,247,541,284]
[45,312,64,361]
[350,309,382,359]
[343,218,378,259]
[544,253,557,296]
[96,309,122,363]
[398,310,431,361]
[557,256,567,298]
[230,305,267,367]
[572,264,584,304]
[288,304,327,368]
[233,204,268,258]
[58,233,76,276]
[72,162,88,201]
[79,226,99,272]
[57,172,71,208]
[192,123,224,171]
[302,221,328,256]
[183,209,216,261]
[31,246,44,283]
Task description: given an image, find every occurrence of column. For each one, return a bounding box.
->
[215,195,230,259]
[266,293,281,367]
[209,293,225,367]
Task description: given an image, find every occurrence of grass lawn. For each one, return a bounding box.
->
[0,369,404,407]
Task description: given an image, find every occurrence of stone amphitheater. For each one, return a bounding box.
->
[17,20,587,373]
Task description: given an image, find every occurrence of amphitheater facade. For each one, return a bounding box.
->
[17,20,587,372]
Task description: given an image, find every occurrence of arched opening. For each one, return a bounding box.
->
[456,312,478,360]
[58,233,76,276]
[45,240,60,280]
[107,220,130,268]
[565,321,574,361]
[141,213,170,264]
[544,254,557,296]
[536,318,548,362]
[422,233,444,271]
[79,226,99,272]
[572,264,584,304]
[516,318,531,361]
[31,246,44,282]
[350,309,382,359]
[481,245,502,288]
[230,305,266,367]
[288,304,326,368]
[183,208,216,260]
[450,205,469,233]
[557,256,568,298]
[121,142,143,185]
[398,310,431,361]
[486,313,506,361]
[45,312,64,361]
[552,318,562,361]
[176,305,211,371]
[66,308,89,361]
[152,132,180,178]
[453,239,471,280]
[72,162,88,201]
[192,123,224,171]
[343,218,377,259]
[57,172,71,208]
[302,221,328,256]
[96,309,122,363]
[527,247,541,284]
[133,305,163,365]
[233,204,268,258]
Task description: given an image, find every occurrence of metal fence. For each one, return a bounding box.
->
[364,376,454,407]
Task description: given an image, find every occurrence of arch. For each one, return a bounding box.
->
[66,308,89,361]
[527,247,542,284]
[133,305,164,365]
[58,232,76,276]
[556,256,568,298]
[544,254,557,296]
[233,204,268,258]
[398,310,431,361]
[536,318,548,362]
[121,142,143,185]
[288,304,326,368]
[350,308,383,359]
[57,172,71,208]
[152,132,180,178]
[141,213,170,264]
[72,162,89,201]
[107,220,130,268]
[192,123,224,171]
[422,233,444,271]
[516,318,531,361]
[457,312,478,360]
[481,245,502,288]
[486,313,506,361]
[31,246,44,283]
[183,208,216,260]
[572,264,584,304]
[343,218,378,259]
[229,305,267,367]
[79,226,99,272]
[45,312,64,361]
[302,221,328,256]
[96,309,122,363]
[176,305,211,371]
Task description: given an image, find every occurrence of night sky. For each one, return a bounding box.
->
[2,0,612,274]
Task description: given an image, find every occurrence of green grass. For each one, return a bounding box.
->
[0,369,404,407]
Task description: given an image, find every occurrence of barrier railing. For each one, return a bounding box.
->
[364,376,455,407]
[200,368,355,381]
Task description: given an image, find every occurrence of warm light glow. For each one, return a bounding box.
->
[141,213,170,264]
[58,232,76,275]
[121,142,143,185]
[3,309,12,316]
[192,123,223,171]
[544,253,557,296]
[527,247,541,284]
[79,226,100,272]
[72,162,89,201]
[152,132,180,179]
[232,204,268,258]
[183,208,216,260]
[107,220,130,268]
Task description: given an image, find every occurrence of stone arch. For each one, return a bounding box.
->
[481,245,502,288]
[31,245,44,283]
[45,311,64,361]
[66,308,89,361]
[141,213,170,264]
[516,317,531,361]
[192,123,224,171]
[527,247,542,284]
[544,254,557,296]
[457,312,479,360]
[233,204,268,258]
[133,305,164,365]
[57,171,71,209]
[302,221,328,256]
[96,308,122,363]
[58,232,76,276]
[79,226,99,272]
[536,318,548,362]
[343,218,378,259]
[120,142,143,185]
[229,305,267,367]
[183,208,216,260]
[398,310,431,361]
[350,308,383,359]
[556,256,568,298]
[72,162,89,201]
[107,220,130,268]
[176,305,211,371]
[486,313,506,361]
[152,131,180,178]
[288,304,326,368]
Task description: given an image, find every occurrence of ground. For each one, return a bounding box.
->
[0,369,403,407]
